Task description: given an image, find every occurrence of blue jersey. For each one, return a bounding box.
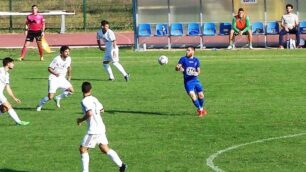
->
[178,56,200,82]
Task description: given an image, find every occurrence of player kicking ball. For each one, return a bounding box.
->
[36,46,74,111]
[77,81,127,172]
[0,57,29,125]
[97,20,129,81]
[175,47,207,117]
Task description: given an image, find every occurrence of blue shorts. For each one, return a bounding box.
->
[184,79,203,93]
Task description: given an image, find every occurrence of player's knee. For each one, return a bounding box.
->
[198,93,204,99]
[79,146,87,154]
[99,144,110,154]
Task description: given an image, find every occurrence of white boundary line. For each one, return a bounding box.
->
[206,132,306,172]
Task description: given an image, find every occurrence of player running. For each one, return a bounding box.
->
[20,5,45,61]
[175,47,207,117]
[77,81,127,172]
[36,46,74,111]
[97,20,129,81]
[0,57,30,125]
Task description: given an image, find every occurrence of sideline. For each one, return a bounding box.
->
[206,132,306,172]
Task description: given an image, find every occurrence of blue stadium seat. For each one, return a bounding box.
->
[219,22,231,35]
[266,21,279,35]
[138,23,151,37]
[187,23,201,36]
[155,23,168,36]
[203,22,216,36]
[170,23,183,36]
[299,21,306,34]
[252,22,265,35]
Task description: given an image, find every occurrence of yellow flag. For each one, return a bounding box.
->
[41,36,54,53]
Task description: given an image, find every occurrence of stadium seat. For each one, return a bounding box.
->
[252,22,265,35]
[155,23,168,36]
[187,23,201,36]
[170,23,183,36]
[266,21,279,35]
[203,22,216,36]
[299,21,306,34]
[219,22,231,35]
[138,23,151,37]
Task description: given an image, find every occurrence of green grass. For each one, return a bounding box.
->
[0,48,306,172]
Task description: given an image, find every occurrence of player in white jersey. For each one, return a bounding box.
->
[279,4,301,49]
[0,57,29,126]
[36,46,74,111]
[77,81,127,172]
[97,20,130,81]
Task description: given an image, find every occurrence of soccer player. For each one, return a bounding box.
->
[97,20,130,81]
[175,47,207,117]
[0,57,29,126]
[227,8,253,49]
[36,46,74,111]
[20,5,45,61]
[279,4,301,49]
[77,81,127,172]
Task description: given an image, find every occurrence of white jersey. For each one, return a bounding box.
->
[81,95,105,134]
[97,29,116,53]
[0,67,9,93]
[282,13,299,28]
[48,55,71,80]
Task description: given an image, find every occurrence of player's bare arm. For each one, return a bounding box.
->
[97,40,104,51]
[6,84,21,103]
[77,110,93,125]
[175,64,184,72]
[48,67,59,77]
[67,66,72,81]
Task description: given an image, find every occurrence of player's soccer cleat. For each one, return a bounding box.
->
[17,121,30,126]
[36,105,42,111]
[124,74,130,82]
[249,45,253,49]
[19,57,24,61]
[108,78,115,81]
[279,45,284,49]
[197,109,208,117]
[227,44,235,50]
[119,163,127,172]
[54,97,61,108]
[40,56,44,61]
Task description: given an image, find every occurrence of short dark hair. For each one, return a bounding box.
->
[101,20,109,26]
[3,57,14,66]
[60,46,70,53]
[32,5,37,8]
[238,8,244,12]
[286,4,293,9]
[187,46,195,51]
[82,81,92,93]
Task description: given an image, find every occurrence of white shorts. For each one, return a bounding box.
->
[81,133,109,148]
[103,47,119,62]
[48,77,72,94]
[0,93,7,104]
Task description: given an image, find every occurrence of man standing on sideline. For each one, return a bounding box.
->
[0,57,29,126]
[97,20,130,81]
[227,8,253,49]
[20,5,45,61]
[279,4,301,49]
[77,81,127,172]
[175,47,207,117]
[36,46,74,111]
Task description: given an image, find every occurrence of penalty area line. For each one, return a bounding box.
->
[206,132,306,172]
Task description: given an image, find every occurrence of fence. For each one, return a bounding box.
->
[0,0,133,33]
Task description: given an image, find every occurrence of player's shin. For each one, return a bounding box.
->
[107,149,123,167]
[103,64,114,79]
[113,62,127,76]
[81,152,89,172]
[199,97,205,108]
[8,109,21,124]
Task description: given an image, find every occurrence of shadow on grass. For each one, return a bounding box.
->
[107,109,185,116]
[24,77,105,82]
[14,107,54,111]
[0,169,30,172]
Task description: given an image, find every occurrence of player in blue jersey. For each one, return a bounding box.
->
[175,47,207,117]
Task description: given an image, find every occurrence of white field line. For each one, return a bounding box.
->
[206,132,306,172]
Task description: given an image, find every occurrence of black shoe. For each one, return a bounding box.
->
[124,74,130,82]
[119,163,127,172]
[108,78,114,81]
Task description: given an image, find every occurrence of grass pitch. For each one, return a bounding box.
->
[0,48,306,172]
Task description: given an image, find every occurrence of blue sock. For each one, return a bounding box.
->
[192,99,201,109]
[199,98,205,108]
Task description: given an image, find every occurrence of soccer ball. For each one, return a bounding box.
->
[158,55,168,65]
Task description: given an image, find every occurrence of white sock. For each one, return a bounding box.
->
[38,96,49,107]
[113,62,128,77]
[81,152,89,172]
[103,64,114,79]
[55,91,71,100]
[107,149,123,167]
[8,109,21,124]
